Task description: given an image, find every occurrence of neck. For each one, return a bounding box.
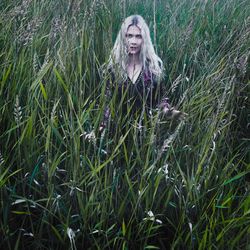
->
[128,53,141,66]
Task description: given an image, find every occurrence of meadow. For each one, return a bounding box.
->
[0,0,249,249]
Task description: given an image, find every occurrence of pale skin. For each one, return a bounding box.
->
[125,25,143,83]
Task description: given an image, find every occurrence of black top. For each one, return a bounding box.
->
[102,67,170,122]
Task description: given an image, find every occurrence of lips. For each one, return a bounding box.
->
[128,46,140,54]
[130,46,137,50]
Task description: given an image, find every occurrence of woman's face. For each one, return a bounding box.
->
[125,25,143,55]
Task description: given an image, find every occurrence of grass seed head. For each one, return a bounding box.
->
[50,17,63,42]
[14,95,22,124]
[235,53,249,77]
[9,0,32,19]
[18,17,43,46]
[33,52,39,74]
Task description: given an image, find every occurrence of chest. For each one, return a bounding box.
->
[117,73,157,102]
[127,65,143,84]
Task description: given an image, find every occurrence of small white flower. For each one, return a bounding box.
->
[23,232,34,237]
[84,130,96,144]
[147,210,154,217]
[143,211,163,225]
[67,227,75,239]
[158,164,169,181]
[156,219,163,224]
[85,131,94,139]
[162,164,169,175]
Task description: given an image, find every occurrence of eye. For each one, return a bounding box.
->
[136,34,142,39]
[126,34,133,38]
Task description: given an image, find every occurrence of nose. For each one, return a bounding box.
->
[129,36,137,45]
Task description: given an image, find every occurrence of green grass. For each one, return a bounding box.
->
[0,0,249,249]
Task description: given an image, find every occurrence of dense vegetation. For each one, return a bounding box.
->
[0,0,249,249]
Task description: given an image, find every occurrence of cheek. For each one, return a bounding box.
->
[125,39,130,47]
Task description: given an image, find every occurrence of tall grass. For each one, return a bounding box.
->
[0,0,249,249]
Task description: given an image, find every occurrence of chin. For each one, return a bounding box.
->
[129,51,140,55]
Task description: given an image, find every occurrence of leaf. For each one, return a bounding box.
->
[0,63,12,94]
[0,168,22,187]
[215,205,228,209]
[122,219,126,237]
[39,81,48,100]
[145,246,160,249]
[54,68,68,93]
[11,211,31,215]
[50,224,63,243]
[29,155,44,186]
[30,61,52,92]
[223,172,248,185]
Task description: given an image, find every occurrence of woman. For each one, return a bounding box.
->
[100,15,186,131]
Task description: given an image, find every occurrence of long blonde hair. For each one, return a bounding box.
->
[103,15,164,81]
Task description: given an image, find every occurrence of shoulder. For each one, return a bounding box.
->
[143,68,162,85]
[99,66,116,83]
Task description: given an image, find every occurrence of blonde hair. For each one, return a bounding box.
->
[103,15,164,81]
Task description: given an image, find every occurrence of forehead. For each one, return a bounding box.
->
[126,25,141,34]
